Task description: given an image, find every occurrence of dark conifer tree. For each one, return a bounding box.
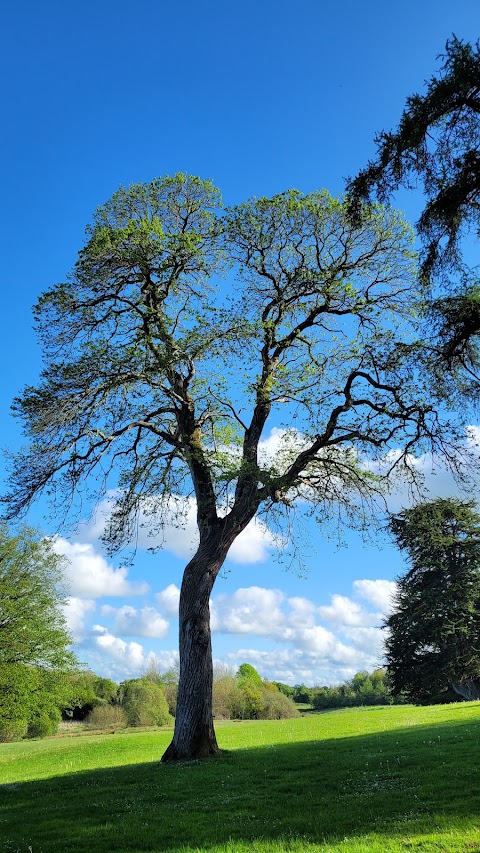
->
[385,498,480,704]
[346,38,480,392]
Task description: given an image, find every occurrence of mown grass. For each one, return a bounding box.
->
[1,703,480,852]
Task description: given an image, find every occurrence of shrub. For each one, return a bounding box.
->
[62,671,119,720]
[219,676,300,720]
[213,675,242,719]
[258,690,300,720]
[85,705,127,730]
[27,708,60,738]
[293,684,315,704]
[0,663,65,740]
[231,681,265,719]
[162,681,178,717]
[121,678,172,727]
[0,719,28,742]
[92,676,118,703]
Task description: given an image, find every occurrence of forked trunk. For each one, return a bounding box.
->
[161,530,233,762]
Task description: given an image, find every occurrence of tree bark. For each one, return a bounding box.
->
[451,679,480,701]
[161,528,233,762]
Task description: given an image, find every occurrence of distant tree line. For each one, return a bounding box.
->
[273,668,405,710]
[2,658,408,743]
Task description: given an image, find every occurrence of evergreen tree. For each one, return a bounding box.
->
[346,37,480,392]
[385,499,480,704]
[347,37,480,283]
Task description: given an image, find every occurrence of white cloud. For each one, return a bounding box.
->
[135,496,198,558]
[292,624,361,662]
[224,646,376,687]
[89,626,178,679]
[135,499,279,565]
[53,537,149,598]
[258,427,307,472]
[100,605,169,638]
[287,596,317,628]
[353,579,397,613]
[63,597,96,640]
[156,583,181,617]
[363,429,480,513]
[209,582,388,672]
[341,625,385,654]
[318,593,379,627]
[92,626,146,670]
[228,517,280,564]
[68,573,394,684]
[210,586,287,636]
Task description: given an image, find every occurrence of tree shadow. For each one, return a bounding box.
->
[2,714,480,852]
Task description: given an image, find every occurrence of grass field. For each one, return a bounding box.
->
[1,703,480,852]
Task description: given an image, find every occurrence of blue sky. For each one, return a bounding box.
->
[1,1,479,685]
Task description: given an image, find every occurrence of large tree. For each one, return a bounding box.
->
[2,175,471,760]
[0,525,77,740]
[346,37,480,389]
[0,525,76,670]
[385,499,480,704]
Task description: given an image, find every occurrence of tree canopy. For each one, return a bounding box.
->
[3,174,474,760]
[385,498,480,705]
[346,37,480,282]
[0,526,78,740]
[346,37,480,393]
[0,525,76,670]
[236,663,263,685]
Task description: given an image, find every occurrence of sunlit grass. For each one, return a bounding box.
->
[1,704,480,852]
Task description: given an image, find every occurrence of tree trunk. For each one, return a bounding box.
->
[161,529,232,762]
[451,679,480,701]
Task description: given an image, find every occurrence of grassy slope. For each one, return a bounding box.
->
[1,704,480,852]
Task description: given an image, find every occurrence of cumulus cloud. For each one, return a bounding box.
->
[209,583,388,641]
[63,597,96,641]
[136,496,198,558]
[353,579,397,613]
[100,605,169,638]
[228,518,280,564]
[318,593,379,627]
[89,625,178,679]
[291,624,360,662]
[341,626,385,654]
[363,428,480,514]
[287,596,317,628]
[53,538,149,598]
[210,586,287,636]
[209,582,388,675]
[156,583,181,616]
[136,501,279,564]
[258,427,307,472]
[92,626,146,670]
[224,646,375,687]
[69,573,395,683]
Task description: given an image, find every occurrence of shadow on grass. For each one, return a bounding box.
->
[2,714,480,852]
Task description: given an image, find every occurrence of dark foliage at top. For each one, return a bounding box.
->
[347,37,480,284]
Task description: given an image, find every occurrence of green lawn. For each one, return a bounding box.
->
[1,704,480,852]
